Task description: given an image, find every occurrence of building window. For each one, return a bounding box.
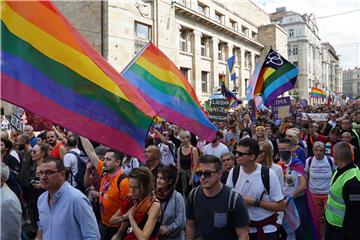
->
[179,30,186,51]
[289,29,294,37]
[288,46,292,56]
[215,11,224,24]
[201,37,207,57]
[134,22,151,55]
[218,42,226,61]
[135,22,151,40]
[230,19,237,31]
[292,45,298,55]
[241,26,249,36]
[180,67,190,81]
[251,31,257,39]
[201,71,209,93]
[198,2,208,15]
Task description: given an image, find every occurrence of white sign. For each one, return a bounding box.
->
[301,113,328,122]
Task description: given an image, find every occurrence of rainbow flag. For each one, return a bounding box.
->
[1,1,156,160]
[122,43,217,141]
[246,63,261,101]
[310,87,326,98]
[253,49,298,107]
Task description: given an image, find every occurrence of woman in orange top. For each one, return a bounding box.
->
[110,167,161,240]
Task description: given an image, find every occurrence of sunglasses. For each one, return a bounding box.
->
[38,169,63,177]
[195,170,218,178]
[235,151,253,157]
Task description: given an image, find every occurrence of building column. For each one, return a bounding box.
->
[250,52,256,76]
[192,30,203,97]
[211,37,219,94]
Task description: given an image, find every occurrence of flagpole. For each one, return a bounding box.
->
[120,41,151,75]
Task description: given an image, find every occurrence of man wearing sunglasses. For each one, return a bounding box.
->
[36,157,100,239]
[186,154,249,240]
[227,138,285,240]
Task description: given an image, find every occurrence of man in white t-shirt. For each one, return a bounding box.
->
[156,129,176,166]
[203,131,229,159]
[227,138,285,240]
[63,134,82,188]
[305,141,335,238]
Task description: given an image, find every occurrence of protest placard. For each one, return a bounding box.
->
[271,97,291,119]
[301,113,328,121]
[208,99,229,123]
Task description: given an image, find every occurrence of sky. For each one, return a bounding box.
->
[253,0,360,70]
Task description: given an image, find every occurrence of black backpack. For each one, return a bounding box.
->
[232,165,270,194]
[66,151,88,192]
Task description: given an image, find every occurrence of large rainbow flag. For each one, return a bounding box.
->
[122,43,217,141]
[310,87,326,98]
[1,1,156,160]
[253,48,298,107]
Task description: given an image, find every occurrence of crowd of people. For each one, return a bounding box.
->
[1,100,360,240]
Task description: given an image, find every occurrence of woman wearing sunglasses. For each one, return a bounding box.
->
[110,167,161,240]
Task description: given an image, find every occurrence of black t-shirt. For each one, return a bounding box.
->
[186,185,249,240]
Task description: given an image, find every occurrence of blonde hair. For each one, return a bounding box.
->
[259,141,273,168]
[286,128,300,145]
[179,130,191,139]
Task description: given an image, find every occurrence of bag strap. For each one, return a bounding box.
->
[261,165,270,194]
[189,186,201,207]
[228,189,239,212]
[117,173,127,192]
[232,165,240,187]
[326,155,334,171]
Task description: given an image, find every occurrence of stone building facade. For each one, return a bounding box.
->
[54,0,288,103]
[270,7,342,102]
[343,67,360,98]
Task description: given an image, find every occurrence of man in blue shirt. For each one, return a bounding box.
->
[35,157,100,240]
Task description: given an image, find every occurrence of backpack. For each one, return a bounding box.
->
[232,165,270,194]
[308,155,334,173]
[66,151,89,192]
[189,186,239,212]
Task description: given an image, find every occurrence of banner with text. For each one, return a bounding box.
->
[208,99,229,123]
[301,113,329,121]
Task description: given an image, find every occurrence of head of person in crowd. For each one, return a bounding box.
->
[1,130,8,140]
[128,167,154,202]
[228,120,237,133]
[94,145,110,160]
[301,123,310,137]
[356,111,360,123]
[46,130,58,147]
[329,112,337,122]
[144,145,161,164]
[16,133,30,152]
[161,121,169,131]
[156,165,178,201]
[236,138,259,167]
[10,129,20,142]
[341,118,352,132]
[312,122,319,133]
[313,141,326,160]
[240,128,252,139]
[36,131,47,145]
[211,131,223,146]
[256,141,273,168]
[0,138,13,156]
[333,142,353,168]
[24,125,34,138]
[250,122,257,136]
[102,149,124,174]
[286,128,300,146]
[265,125,273,138]
[66,134,79,151]
[341,132,352,145]
[220,152,235,173]
[256,126,266,141]
[31,144,49,163]
[179,130,191,146]
[145,134,155,148]
[0,162,10,187]
[278,138,292,162]
[161,130,170,141]
[196,154,222,190]
[38,157,66,194]
[174,125,181,135]
[217,122,225,131]
[329,127,341,143]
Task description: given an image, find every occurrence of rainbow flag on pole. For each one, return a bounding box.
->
[122,43,217,141]
[310,87,326,98]
[253,49,298,107]
[1,0,156,160]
